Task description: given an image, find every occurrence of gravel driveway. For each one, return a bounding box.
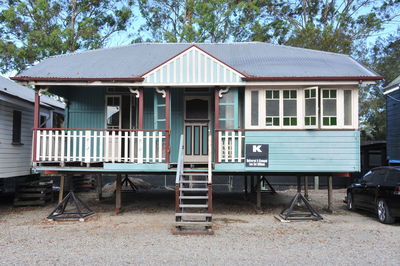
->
[0,189,399,265]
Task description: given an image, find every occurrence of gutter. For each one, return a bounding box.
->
[383,86,400,95]
[242,76,384,82]
[10,77,145,82]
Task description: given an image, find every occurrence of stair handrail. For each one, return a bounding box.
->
[175,135,184,185]
[208,130,212,184]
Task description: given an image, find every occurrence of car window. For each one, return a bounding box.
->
[372,169,387,184]
[385,170,400,186]
[363,171,373,182]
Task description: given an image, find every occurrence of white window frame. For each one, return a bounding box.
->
[245,87,358,130]
[265,89,281,128]
[320,89,339,128]
[303,86,319,129]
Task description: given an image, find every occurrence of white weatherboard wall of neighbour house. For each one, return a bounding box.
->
[142,46,244,85]
[0,95,51,178]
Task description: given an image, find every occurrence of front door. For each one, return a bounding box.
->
[184,96,210,163]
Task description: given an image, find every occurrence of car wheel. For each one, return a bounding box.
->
[347,192,354,211]
[377,199,395,224]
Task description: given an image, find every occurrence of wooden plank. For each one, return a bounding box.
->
[152,131,156,162]
[85,130,91,163]
[48,130,53,161]
[138,131,143,163]
[60,130,65,162]
[79,130,83,161]
[42,131,47,161]
[54,131,59,161]
[59,175,65,203]
[158,132,162,162]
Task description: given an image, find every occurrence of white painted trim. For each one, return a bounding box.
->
[383,86,399,95]
[18,80,368,87]
[245,86,358,130]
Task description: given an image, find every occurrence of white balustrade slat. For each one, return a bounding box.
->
[42,131,47,161]
[231,131,235,162]
[146,132,150,162]
[85,131,91,163]
[48,131,53,161]
[60,131,65,162]
[224,132,228,163]
[99,131,104,162]
[218,131,222,163]
[66,131,71,161]
[152,132,156,162]
[93,131,97,162]
[54,131,59,161]
[78,131,83,161]
[124,132,128,162]
[238,131,242,162]
[36,130,41,162]
[118,131,122,162]
[130,131,135,162]
[104,131,109,162]
[111,131,116,163]
[158,132,162,162]
[138,131,144,163]
[73,131,78,161]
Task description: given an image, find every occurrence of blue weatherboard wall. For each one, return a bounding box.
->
[387,89,400,163]
[237,130,360,172]
[65,87,106,128]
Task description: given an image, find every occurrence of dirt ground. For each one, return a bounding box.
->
[0,188,399,265]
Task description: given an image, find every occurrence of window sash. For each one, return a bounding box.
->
[321,89,338,127]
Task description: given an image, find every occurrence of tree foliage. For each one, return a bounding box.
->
[0,0,134,74]
[360,32,400,140]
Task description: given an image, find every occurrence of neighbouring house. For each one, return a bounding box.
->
[384,75,400,165]
[0,77,64,193]
[11,42,382,224]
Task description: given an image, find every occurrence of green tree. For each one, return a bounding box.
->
[360,32,400,140]
[137,0,265,43]
[0,0,134,74]
[246,0,400,54]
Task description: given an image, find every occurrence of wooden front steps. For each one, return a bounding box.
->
[175,171,212,233]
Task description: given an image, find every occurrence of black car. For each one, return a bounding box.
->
[346,166,400,224]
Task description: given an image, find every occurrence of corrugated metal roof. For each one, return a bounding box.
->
[15,42,379,80]
[0,76,65,109]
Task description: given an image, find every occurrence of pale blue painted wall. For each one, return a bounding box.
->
[242,130,360,172]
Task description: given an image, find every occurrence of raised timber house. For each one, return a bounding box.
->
[12,42,382,225]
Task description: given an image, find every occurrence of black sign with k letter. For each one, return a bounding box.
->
[245,144,269,167]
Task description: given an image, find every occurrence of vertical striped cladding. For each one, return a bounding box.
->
[144,89,155,129]
[170,88,184,162]
[245,130,360,172]
[387,89,400,162]
[143,47,244,84]
[66,87,105,128]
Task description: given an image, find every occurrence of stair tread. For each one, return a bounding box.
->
[180,188,208,191]
[175,221,212,226]
[179,204,208,208]
[180,196,208,199]
[176,213,212,217]
[180,180,208,183]
[182,173,208,176]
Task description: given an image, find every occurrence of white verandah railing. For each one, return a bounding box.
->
[34,129,168,164]
[217,130,245,163]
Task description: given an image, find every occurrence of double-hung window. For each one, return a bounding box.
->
[304,87,318,127]
[283,90,297,126]
[321,89,337,126]
[265,90,280,126]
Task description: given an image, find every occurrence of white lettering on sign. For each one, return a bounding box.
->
[253,145,262,153]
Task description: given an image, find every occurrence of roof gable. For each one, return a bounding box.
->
[142,45,245,85]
